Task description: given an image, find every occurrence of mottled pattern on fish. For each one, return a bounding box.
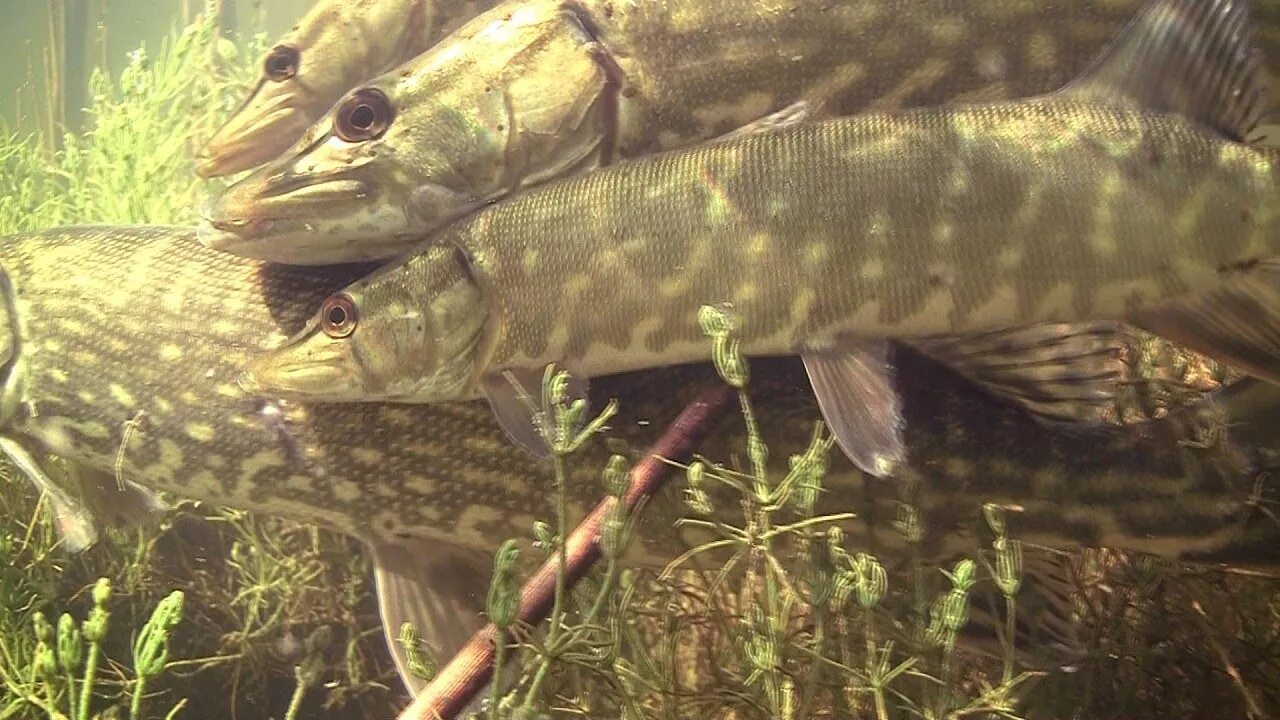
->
[596,0,1174,145]
[196,0,500,177]
[0,227,567,550]
[209,0,1247,263]
[1,227,1276,572]
[442,101,1277,379]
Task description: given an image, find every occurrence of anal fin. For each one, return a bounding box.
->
[801,343,905,478]
[1131,259,1280,386]
[371,540,494,697]
[909,322,1127,425]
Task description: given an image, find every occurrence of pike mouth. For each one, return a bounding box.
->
[261,178,371,204]
[196,169,386,262]
[195,102,315,178]
[197,165,416,264]
[238,354,355,401]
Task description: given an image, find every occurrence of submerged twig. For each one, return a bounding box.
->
[396,384,735,720]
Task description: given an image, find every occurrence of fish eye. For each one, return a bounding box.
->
[333,88,393,143]
[264,45,299,81]
[320,294,358,338]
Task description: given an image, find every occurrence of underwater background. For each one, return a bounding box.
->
[0,2,1278,719]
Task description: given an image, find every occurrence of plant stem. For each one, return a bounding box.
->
[77,640,100,720]
[521,451,572,705]
[1002,595,1017,684]
[129,675,147,720]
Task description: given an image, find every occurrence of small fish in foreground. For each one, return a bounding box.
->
[241,0,1279,479]
[198,0,1185,265]
[3,226,1277,699]
[194,0,496,178]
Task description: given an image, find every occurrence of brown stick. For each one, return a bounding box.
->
[397,384,736,720]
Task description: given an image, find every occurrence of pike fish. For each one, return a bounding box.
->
[241,0,1280,478]
[195,0,496,178]
[197,0,1220,265]
[2,226,1277,697]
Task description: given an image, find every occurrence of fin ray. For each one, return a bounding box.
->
[909,322,1127,424]
[1063,0,1268,141]
[801,343,904,478]
[1132,259,1280,385]
[371,541,492,696]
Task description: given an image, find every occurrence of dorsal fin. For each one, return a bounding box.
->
[1062,0,1268,141]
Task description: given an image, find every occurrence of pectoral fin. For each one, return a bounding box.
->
[909,321,1127,425]
[801,343,905,478]
[1131,259,1280,386]
[371,540,493,696]
[481,368,591,458]
[713,100,814,143]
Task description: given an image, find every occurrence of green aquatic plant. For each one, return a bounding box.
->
[458,308,1042,720]
[0,4,268,236]
[0,8,400,720]
[0,577,185,720]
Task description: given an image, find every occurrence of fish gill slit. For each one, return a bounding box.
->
[560,0,624,165]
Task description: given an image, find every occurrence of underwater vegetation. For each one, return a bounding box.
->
[0,6,1278,720]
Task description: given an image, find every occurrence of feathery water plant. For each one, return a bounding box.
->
[0,578,186,720]
[0,9,398,719]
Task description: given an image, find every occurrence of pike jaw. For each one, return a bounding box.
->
[195,0,420,179]
[198,82,488,265]
[194,71,320,178]
[239,244,488,401]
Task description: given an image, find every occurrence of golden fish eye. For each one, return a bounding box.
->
[264,45,299,81]
[321,294,358,338]
[334,88,393,143]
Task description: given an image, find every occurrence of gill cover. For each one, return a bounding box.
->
[240,244,489,402]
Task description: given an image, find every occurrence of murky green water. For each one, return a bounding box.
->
[0,0,310,133]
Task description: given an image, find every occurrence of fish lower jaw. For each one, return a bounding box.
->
[194,216,409,265]
[235,361,349,398]
[195,217,271,253]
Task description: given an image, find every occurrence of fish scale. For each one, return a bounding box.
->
[461,102,1271,375]
[2,227,1279,699]
[244,0,1280,482]
[206,0,1258,264]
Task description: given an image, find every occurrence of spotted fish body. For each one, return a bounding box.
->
[201,0,1252,264]
[17,224,1269,564]
[458,101,1276,371]
[195,0,499,178]
[0,226,1274,565]
[2,226,1279,697]
[243,0,1280,477]
[249,100,1278,434]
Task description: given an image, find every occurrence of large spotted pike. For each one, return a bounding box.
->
[195,0,498,178]
[242,0,1280,478]
[2,225,1277,699]
[197,0,1280,265]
